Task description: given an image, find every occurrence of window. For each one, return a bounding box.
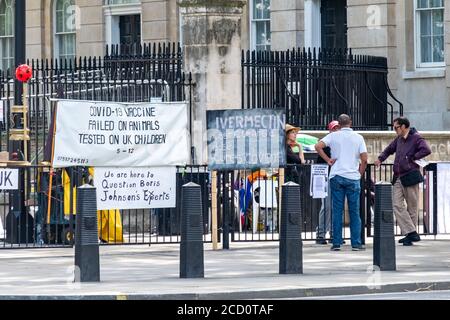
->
[119,14,141,46]
[415,0,444,67]
[103,0,141,48]
[0,0,14,71]
[251,0,271,51]
[54,0,77,60]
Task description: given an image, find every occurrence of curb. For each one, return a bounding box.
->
[2,281,450,300]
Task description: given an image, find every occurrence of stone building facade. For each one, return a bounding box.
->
[1,0,449,130]
[269,0,450,131]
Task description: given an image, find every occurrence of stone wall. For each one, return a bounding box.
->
[303,131,450,163]
[141,0,170,43]
[345,0,450,131]
[392,0,450,131]
[268,0,450,130]
[347,0,398,110]
[26,0,179,59]
[76,0,104,57]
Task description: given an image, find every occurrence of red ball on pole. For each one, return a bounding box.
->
[15,64,33,83]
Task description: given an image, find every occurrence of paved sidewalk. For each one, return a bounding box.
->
[1,236,450,300]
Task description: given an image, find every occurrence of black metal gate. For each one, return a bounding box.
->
[362,164,437,239]
[217,164,436,245]
[242,48,403,130]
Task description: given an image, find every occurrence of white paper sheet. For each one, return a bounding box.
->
[415,159,429,168]
[0,217,4,239]
[310,164,329,199]
[437,163,450,234]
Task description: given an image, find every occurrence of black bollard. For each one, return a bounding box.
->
[75,185,100,282]
[279,181,303,274]
[180,182,204,278]
[373,182,396,271]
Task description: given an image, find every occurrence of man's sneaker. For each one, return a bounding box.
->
[330,238,346,245]
[402,239,413,246]
[315,238,328,245]
[352,245,366,251]
[399,232,421,244]
[398,236,409,244]
[408,232,421,242]
[330,245,341,251]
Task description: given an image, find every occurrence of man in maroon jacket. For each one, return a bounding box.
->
[375,117,431,246]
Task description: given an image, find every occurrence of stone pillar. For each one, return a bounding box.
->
[141,0,170,43]
[26,0,44,59]
[347,0,397,66]
[347,0,398,111]
[303,0,320,50]
[271,0,304,50]
[179,0,245,164]
[347,0,402,122]
[77,0,104,57]
[42,0,53,59]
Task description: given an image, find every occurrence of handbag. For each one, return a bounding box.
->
[400,170,424,187]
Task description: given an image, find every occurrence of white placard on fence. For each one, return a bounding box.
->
[94,167,177,210]
[310,164,329,199]
[0,169,18,190]
[53,100,190,168]
[0,102,4,124]
[437,163,450,234]
[0,217,4,239]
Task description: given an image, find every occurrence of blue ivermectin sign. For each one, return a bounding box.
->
[207,109,286,170]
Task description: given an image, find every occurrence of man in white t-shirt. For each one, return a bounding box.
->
[315,114,368,251]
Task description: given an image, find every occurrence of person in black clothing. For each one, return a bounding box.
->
[316,121,340,244]
[316,120,339,164]
[285,124,304,182]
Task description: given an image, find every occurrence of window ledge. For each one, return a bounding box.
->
[403,68,446,79]
[103,3,141,16]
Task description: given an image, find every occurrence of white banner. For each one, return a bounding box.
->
[53,100,189,168]
[94,167,177,210]
[0,169,18,190]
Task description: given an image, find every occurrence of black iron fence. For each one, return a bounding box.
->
[0,165,210,249]
[242,48,403,130]
[0,163,438,249]
[363,164,437,238]
[222,166,353,243]
[220,164,436,244]
[203,166,353,244]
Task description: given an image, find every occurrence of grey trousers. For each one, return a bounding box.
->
[317,180,332,238]
[393,179,419,235]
